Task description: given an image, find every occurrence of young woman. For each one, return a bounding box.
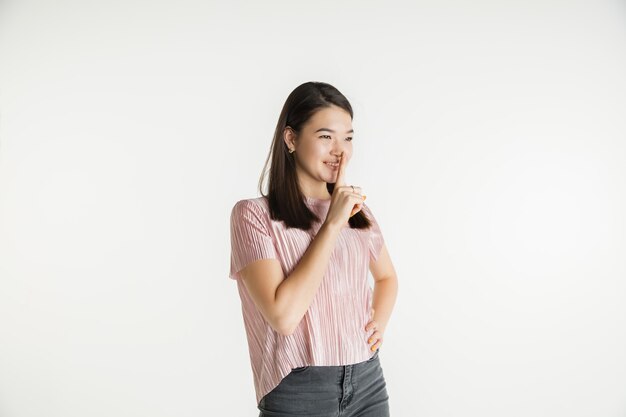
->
[229,81,398,416]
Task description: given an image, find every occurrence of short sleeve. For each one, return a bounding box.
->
[362,203,385,263]
[229,199,278,280]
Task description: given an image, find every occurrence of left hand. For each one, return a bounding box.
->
[365,308,383,352]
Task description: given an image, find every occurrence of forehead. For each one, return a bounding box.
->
[306,106,352,129]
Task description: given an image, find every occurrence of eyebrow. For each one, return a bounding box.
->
[314,128,354,134]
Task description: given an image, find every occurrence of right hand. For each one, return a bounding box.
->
[323,151,366,229]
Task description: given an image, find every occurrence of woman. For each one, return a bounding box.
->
[229,81,398,416]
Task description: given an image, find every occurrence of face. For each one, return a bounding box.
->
[284,105,354,196]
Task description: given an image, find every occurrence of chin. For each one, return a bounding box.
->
[322,174,336,183]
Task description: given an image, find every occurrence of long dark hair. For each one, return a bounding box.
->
[258,81,373,231]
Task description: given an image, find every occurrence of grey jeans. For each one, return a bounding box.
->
[257,350,390,417]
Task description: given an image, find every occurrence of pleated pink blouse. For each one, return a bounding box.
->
[228,195,385,405]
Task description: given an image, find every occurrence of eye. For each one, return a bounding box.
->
[345,137,353,141]
[319,135,332,139]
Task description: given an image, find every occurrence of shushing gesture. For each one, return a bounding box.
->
[323,151,366,229]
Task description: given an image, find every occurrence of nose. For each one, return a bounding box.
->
[331,140,347,156]
[330,149,344,160]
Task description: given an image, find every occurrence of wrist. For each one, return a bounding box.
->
[321,221,342,234]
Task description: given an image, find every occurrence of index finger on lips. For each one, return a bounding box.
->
[335,151,347,187]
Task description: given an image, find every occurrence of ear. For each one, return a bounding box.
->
[283,126,297,151]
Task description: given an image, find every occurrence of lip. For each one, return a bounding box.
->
[324,161,339,170]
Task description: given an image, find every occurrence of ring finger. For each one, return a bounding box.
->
[340,185,362,194]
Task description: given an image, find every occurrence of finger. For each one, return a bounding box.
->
[348,194,365,206]
[347,193,366,206]
[336,186,365,199]
[348,192,365,217]
[367,330,381,344]
[368,330,380,341]
[334,151,347,187]
[349,203,363,217]
[341,185,362,194]
[365,320,377,331]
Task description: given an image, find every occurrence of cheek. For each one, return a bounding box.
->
[313,147,330,160]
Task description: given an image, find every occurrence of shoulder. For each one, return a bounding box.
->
[230,196,270,219]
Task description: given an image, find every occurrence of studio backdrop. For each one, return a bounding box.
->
[1,1,625,416]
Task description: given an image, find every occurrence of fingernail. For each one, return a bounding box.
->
[362,195,367,200]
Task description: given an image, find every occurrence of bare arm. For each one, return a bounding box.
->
[239,221,341,335]
[238,151,364,336]
[369,244,398,335]
[362,243,398,353]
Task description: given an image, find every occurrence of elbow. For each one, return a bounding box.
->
[274,324,296,336]
[270,295,299,336]
[274,317,296,337]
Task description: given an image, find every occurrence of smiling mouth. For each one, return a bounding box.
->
[324,162,339,168]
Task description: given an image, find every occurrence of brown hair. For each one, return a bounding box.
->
[258,81,373,231]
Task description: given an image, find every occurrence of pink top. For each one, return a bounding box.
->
[229,195,385,405]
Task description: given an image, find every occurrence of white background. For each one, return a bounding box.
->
[1,1,625,416]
